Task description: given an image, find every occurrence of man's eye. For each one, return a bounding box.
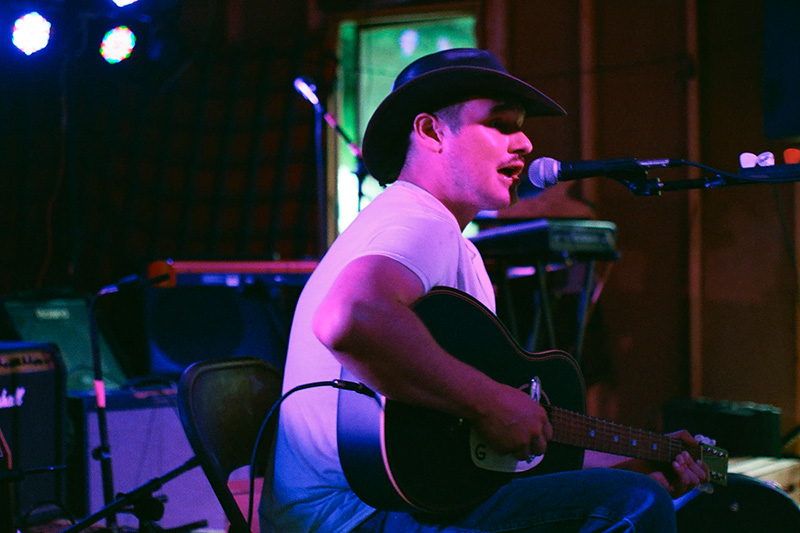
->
[490,120,518,133]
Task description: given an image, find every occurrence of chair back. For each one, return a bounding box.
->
[178,357,282,533]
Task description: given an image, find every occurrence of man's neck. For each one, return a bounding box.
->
[397,176,476,230]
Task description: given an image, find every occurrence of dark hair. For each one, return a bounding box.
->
[384,101,470,184]
[433,101,468,133]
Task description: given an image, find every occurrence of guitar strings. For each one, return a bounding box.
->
[545,406,691,463]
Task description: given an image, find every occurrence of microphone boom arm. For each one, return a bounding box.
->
[604,160,800,196]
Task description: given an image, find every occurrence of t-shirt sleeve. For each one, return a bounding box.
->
[356,214,459,293]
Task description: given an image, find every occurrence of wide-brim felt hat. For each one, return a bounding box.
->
[361,48,566,184]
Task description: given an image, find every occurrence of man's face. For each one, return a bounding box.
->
[437,98,532,212]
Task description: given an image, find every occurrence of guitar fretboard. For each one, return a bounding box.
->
[547,406,691,464]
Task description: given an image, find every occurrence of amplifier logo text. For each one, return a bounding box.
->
[0,387,26,408]
[35,308,70,320]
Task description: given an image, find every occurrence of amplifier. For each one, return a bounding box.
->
[0,292,128,392]
[0,342,66,525]
[663,397,782,457]
[66,388,226,530]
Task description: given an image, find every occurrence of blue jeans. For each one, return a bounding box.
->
[352,468,676,532]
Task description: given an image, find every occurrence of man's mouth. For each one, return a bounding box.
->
[498,163,524,180]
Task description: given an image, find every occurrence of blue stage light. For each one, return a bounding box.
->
[12,11,51,56]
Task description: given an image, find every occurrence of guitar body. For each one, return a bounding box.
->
[337,287,587,513]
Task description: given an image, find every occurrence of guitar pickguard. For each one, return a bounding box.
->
[469,427,544,473]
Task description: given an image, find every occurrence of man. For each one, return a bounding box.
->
[260,48,708,532]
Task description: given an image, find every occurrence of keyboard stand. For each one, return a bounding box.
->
[471,219,619,362]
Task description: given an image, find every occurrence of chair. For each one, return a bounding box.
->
[177,357,283,533]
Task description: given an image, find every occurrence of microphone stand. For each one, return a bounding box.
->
[87,273,170,530]
[604,160,800,196]
[294,77,370,213]
[61,456,202,533]
[89,286,119,530]
[312,100,328,257]
[318,108,370,212]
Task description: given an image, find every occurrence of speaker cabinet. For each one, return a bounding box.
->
[66,388,227,529]
[144,286,288,378]
[663,397,782,457]
[98,285,288,382]
[0,292,127,392]
[0,342,66,525]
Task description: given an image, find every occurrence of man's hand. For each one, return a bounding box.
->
[473,385,552,460]
[645,430,710,497]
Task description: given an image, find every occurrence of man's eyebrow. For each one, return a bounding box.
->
[489,102,525,114]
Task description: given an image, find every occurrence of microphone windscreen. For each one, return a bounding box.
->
[528,157,559,188]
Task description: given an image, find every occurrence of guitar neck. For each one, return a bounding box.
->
[547,406,691,464]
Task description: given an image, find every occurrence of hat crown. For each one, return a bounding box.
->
[363,48,564,184]
[393,48,507,91]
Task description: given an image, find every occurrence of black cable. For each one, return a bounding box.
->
[35,52,70,289]
[246,379,378,531]
[156,0,217,100]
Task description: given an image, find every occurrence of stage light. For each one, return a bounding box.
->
[111,0,139,6]
[12,11,51,56]
[99,25,136,64]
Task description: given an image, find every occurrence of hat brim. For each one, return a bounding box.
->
[362,66,566,184]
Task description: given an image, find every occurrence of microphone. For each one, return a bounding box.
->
[96,273,171,297]
[293,76,321,109]
[294,75,366,166]
[529,157,683,188]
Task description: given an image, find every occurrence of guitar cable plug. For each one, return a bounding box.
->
[332,379,379,399]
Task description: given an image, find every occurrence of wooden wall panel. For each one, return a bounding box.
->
[502,0,799,442]
[507,1,693,431]
[592,1,692,431]
[698,1,798,434]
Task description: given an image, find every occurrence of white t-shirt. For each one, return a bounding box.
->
[260,181,495,532]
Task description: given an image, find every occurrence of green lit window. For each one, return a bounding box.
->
[336,15,477,233]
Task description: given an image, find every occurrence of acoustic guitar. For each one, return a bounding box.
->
[337,286,729,514]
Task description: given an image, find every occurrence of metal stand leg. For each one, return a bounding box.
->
[535,261,557,350]
[574,259,596,363]
[497,260,520,341]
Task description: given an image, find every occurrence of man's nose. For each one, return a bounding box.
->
[511,131,533,155]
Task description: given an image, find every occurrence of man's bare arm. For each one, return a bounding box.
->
[313,254,551,459]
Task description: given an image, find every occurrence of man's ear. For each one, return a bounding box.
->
[411,112,444,153]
